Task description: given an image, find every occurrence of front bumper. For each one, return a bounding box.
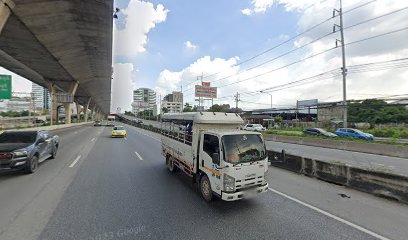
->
[221,183,269,201]
[0,157,29,172]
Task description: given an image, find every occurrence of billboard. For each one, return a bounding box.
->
[297,99,318,108]
[195,85,217,98]
[0,75,11,100]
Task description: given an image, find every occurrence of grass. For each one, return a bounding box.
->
[263,130,408,146]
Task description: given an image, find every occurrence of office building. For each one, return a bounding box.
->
[132,88,156,115]
[31,83,51,111]
[162,91,183,113]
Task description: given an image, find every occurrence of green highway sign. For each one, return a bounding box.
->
[0,75,11,99]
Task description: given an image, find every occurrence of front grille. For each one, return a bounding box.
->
[0,152,13,160]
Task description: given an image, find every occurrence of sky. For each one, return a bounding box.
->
[2,0,408,112]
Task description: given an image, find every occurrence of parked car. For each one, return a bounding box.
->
[335,128,374,141]
[0,130,59,174]
[112,126,127,138]
[303,128,337,138]
[243,124,266,131]
[94,121,102,126]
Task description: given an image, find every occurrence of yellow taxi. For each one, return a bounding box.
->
[111,126,127,138]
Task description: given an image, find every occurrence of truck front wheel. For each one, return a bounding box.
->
[200,175,213,202]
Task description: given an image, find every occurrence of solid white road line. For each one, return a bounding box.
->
[268,187,391,240]
[69,155,82,168]
[135,151,143,161]
[91,137,95,142]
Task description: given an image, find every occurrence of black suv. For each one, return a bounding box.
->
[0,130,59,174]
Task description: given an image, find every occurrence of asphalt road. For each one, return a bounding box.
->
[0,123,407,240]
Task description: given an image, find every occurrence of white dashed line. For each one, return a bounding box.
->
[135,151,143,161]
[268,187,390,240]
[124,137,127,140]
[69,155,82,168]
[91,137,95,142]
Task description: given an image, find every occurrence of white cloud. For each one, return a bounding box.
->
[184,41,198,50]
[113,1,169,56]
[241,9,253,16]
[111,63,136,112]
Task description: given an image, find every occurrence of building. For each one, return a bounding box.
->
[132,88,156,115]
[163,91,183,103]
[31,83,50,111]
[162,91,183,113]
[162,101,183,113]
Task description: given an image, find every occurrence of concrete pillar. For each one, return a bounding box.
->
[91,106,96,121]
[64,82,78,124]
[47,81,58,126]
[75,101,81,122]
[85,97,91,122]
[0,0,14,35]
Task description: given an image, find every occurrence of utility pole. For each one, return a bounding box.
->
[334,0,348,128]
[234,92,240,113]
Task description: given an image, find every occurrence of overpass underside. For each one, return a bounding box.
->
[0,0,113,123]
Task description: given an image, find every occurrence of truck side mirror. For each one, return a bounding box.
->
[212,153,220,165]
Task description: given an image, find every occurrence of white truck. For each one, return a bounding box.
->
[160,112,269,201]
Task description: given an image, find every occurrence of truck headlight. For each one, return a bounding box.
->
[223,174,235,193]
[13,150,28,157]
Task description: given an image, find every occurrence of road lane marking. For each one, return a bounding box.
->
[135,151,143,161]
[91,137,95,142]
[268,187,390,240]
[124,137,127,140]
[69,155,82,168]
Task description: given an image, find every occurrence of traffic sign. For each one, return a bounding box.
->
[0,75,11,99]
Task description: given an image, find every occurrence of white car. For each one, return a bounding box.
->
[243,124,266,131]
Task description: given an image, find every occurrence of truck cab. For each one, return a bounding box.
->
[161,112,269,201]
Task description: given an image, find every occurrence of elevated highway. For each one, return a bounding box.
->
[0,0,113,123]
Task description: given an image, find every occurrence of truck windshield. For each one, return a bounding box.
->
[222,134,266,164]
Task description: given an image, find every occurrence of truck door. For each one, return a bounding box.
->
[200,133,222,196]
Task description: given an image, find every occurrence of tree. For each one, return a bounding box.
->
[161,107,169,113]
[348,99,408,124]
[208,104,230,112]
[183,103,193,112]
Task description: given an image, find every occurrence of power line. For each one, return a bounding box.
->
[184,1,387,92]
[190,0,376,84]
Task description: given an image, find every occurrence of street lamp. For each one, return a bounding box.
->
[260,91,272,109]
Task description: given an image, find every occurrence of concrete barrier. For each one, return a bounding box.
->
[263,134,408,158]
[0,122,92,134]
[268,150,408,204]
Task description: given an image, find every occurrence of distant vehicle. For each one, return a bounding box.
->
[303,128,337,138]
[107,115,116,121]
[335,128,374,141]
[0,130,59,174]
[161,112,269,202]
[243,124,266,131]
[112,126,127,138]
[93,121,102,127]
[33,119,47,125]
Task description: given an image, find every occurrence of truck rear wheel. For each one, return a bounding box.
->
[200,175,213,202]
[167,156,177,172]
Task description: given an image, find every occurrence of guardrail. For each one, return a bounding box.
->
[269,150,408,204]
